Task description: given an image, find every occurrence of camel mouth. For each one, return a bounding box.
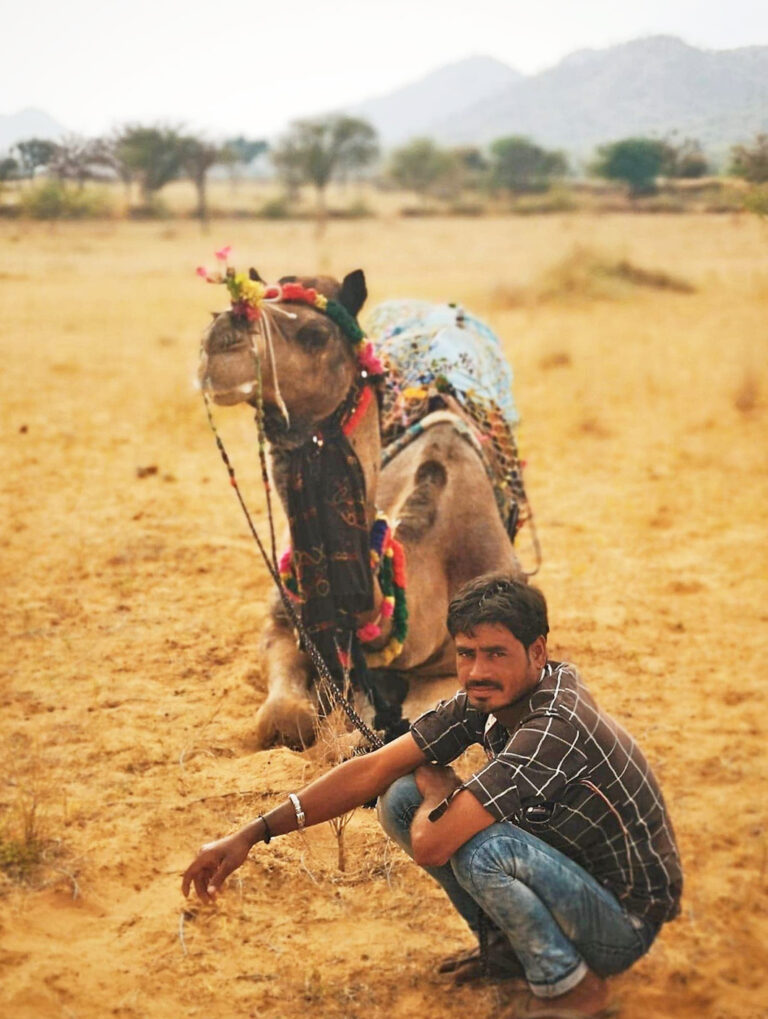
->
[201,377,260,406]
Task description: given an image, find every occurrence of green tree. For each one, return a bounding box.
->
[490,136,568,194]
[224,136,268,167]
[179,136,228,226]
[0,156,19,182]
[114,125,184,202]
[389,137,458,201]
[14,138,59,179]
[730,134,768,184]
[592,138,668,197]
[271,115,379,223]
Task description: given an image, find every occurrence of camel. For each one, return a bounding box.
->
[198,266,530,749]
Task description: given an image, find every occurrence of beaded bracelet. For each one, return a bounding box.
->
[258,814,272,844]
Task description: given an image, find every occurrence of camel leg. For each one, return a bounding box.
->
[255,597,318,749]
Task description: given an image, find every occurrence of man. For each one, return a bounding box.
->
[183,575,682,1019]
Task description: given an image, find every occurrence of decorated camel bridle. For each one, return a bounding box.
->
[198,251,410,745]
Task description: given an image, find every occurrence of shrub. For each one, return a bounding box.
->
[743,186,768,218]
[20,181,115,219]
[256,196,291,219]
[127,194,170,219]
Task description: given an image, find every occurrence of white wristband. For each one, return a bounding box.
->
[289,792,306,831]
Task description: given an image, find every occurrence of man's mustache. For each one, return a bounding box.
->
[466,680,503,691]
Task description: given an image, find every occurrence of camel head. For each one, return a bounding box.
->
[199,269,368,441]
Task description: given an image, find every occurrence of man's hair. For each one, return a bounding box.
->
[447,573,549,648]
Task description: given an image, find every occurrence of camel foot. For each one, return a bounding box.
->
[252,694,318,750]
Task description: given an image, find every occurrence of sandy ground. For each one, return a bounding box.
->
[0,214,767,1019]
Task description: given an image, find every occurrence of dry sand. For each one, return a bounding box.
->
[0,214,767,1018]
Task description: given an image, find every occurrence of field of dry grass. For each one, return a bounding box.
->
[0,213,767,1018]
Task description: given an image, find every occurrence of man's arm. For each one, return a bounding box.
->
[409,765,495,867]
[182,731,426,902]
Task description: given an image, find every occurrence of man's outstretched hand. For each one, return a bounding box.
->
[181,830,253,903]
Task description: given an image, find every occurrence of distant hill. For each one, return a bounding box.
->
[347,55,523,146]
[0,108,68,153]
[347,36,768,163]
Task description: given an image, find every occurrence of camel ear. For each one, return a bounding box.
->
[249,267,265,282]
[338,269,367,318]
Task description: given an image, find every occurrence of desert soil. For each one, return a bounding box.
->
[0,214,766,1019]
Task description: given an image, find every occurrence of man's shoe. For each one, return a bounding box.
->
[438,935,526,985]
[506,970,610,1018]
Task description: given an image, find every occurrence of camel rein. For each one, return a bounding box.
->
[202,301,385,752]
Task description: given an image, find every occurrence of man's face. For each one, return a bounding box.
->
[454,622,546,714]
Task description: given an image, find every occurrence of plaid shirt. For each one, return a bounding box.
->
[410,661,682,926]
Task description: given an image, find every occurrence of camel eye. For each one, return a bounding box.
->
[296,321,331,349]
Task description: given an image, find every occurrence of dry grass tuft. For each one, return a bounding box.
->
[0,790,46,884]
[539,350,573,371]
[733,369,761,414]
[535,246,695,302]
[489,246,695,308]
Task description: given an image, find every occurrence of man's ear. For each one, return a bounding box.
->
[338,269,367,318]
[529,636,548,669]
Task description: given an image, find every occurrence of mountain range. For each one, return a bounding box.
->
[349,35,768,163]
[3,36,767,164]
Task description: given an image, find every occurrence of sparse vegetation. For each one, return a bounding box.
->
[490,135,568,194]
[730,134,768,183]
[592,137,669,197]
[19,180,115,219]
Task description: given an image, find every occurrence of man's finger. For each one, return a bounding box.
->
[194,866,213,903]
[208,856,235,895]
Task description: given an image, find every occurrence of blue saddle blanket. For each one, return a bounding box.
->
[366,299,518,428]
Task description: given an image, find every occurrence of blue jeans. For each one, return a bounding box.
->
[377,774,657,998]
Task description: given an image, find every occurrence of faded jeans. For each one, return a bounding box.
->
[377,774,658,998]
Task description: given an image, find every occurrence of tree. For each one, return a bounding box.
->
[665,138,708,179]
[113,125,184,202]
[221,136,269,190]
[49,136,116,189]
[0,156,19,183]
[592,138,668,197]
[224,136,268,167]
[180,136,227,226]
[389,137,458,201]
[14,138,59,180]
[490,136,568,194]
[271,115,379,222]
[730,134,768,184]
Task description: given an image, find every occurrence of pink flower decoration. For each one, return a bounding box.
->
[358,341,384,375]
[196,266,209,278]
[215,245,232,262]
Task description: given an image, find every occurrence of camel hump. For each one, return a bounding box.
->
[366,299,519,428]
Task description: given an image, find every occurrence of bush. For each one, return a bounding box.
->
[256,196,291,219]
[127,194,170,219]
[743,185,768,217]
[19,180,115,219]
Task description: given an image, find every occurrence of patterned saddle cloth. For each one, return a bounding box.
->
[366,300,534,546]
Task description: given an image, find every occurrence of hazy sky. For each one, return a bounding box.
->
[3,0,767,139]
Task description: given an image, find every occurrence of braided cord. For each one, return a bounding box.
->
[202,390,384,751]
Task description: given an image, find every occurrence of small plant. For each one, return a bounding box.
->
[0,791,45,883]
[256,196,290,219]
[19,180,115,219]
[744,185,768,218]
